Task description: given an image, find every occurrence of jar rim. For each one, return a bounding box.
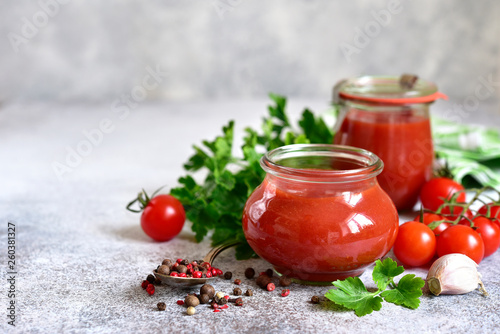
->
[261,144,383,183]
[336,75,447,105]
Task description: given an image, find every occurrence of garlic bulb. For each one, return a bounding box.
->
[426,253,487,296]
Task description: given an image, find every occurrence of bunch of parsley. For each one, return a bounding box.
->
[170,94,334,259]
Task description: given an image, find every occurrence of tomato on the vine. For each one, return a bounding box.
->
[440,205,473,221]
[459,217,500,257]
[419,177,465,211]
[413,212,450,235]
[127,190,186,242]
[436,225,485,264]
[393,221,436,267]
[478,203,500,225]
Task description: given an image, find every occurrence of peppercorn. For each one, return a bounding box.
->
[157,302,166,311]
[256,275,272,289]
[157,265,170,275]
[186,306,196,315]
[141,280,149,289]
[180,259,189,266]
[224,271,233,280]
[146,284,155,295]
[185,295,200,307]
[279,275,292,287]
[176,265,188,274]
[266,269,274,277]
[266,283,275,291]
[235,297,243,306]
[245,289,253,296]
[146,274,155,284]
[244,268,255,279]
[200,284,215,298]
[154,278,162,285]
[162,258,173,267]
[211,302,219,309]
[199,293,210,304]
[311,295,320,304]
[234,279,242,285]
[233,288,242,296]
[281,289,290,297]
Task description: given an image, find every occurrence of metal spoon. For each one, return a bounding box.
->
[153,242,239,288]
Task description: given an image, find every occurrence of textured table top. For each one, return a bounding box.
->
[1,100,499,333]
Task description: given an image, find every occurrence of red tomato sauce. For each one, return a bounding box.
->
[334,110,433,210]
[243,177,398,282]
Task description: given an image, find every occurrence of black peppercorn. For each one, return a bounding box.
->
[279,275,292,287]
[157,265,170,275]
[233,288,242,296]
[244,268,255,279]
[199,293,210,304]
[311,295,320,304]
[224,271,233,280]
[147,274,155,284]
[266,269,274,277]
[200,284,215,299]
[176,265,188,274]
[180,259,189,266]
[157,302,166,311]
[256,275,272,289]
[245,289,253,296]
[162,259,173,267]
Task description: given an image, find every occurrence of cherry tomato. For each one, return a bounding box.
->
[140,194,186,241]
[459,217,500,257]
[419,177,465,211]
[478,203,500,224]
[440,205,474,221]
[436,225,484,264]
[393,221,436,267]
[413,212,450,235]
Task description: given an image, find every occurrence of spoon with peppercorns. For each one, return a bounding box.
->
[153,242,239,287]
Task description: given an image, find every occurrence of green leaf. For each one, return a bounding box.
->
[268,93,289,126]
[372,258,405,290]
[325,277,382,317]
[380,274,424,309]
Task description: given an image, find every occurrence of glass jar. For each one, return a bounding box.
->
[333,76,447,210]
[242,144,398,284]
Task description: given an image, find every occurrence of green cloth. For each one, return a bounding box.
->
[432,117,500,189]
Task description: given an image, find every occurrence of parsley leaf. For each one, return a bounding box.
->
[380,274,425,309]
[372,258,405,290]
[325,258,424,316]
[325,277,383,317]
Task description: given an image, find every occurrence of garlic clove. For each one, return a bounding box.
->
[426,253,487,296]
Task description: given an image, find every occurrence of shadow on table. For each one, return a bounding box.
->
[108,223,197,243]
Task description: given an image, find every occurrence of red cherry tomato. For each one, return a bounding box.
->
[413,213,450,235]
[478,203,500,224]
[459,217,500,257]
[436,225,485,264]
[140,194,186,241]
[393,221,436,267]
[419,178,465,211]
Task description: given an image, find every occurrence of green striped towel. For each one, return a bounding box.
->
[432,117,500,189]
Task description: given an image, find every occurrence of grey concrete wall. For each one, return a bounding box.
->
[1,0,499,111]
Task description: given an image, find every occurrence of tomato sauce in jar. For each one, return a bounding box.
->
[243,144,399,283]
[333,76,447,210]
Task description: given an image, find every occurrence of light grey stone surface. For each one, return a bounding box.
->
[1,100,499,333]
